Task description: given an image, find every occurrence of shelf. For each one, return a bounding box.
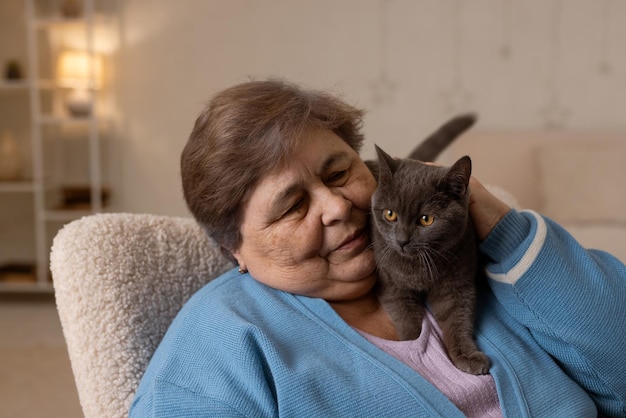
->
[0,262,53,294]
[33,79,58,89]
[4,79,98,90]
[1,0,117,294]
[38,114,102,125]
[0,181,36,193]
[43,208,95,222]
[34,16,88,28]
[0,80,31,91]
[33,15,113,29]
[0,280,54,293]
[39,81,99,91]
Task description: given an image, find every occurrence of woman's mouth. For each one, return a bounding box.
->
[336,228,368,252]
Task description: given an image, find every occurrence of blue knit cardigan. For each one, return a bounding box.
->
[131,210,626,417]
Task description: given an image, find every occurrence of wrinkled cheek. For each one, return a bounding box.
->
[268,227,321,264]
[353,174,377,210]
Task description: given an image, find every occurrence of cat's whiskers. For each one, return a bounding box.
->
[380,244,397,267]
[428,245,458,264]
[417,248,439,282]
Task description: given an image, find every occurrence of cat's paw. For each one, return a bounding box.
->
[453,351,490,375]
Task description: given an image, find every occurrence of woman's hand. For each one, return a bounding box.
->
[468,177,511,241]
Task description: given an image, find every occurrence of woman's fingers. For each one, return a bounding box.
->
[468,177,511,241]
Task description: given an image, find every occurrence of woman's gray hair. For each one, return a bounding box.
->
[181,79,366,261]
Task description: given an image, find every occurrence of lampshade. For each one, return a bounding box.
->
[56,50,103,89]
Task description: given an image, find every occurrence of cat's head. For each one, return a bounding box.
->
[371,145,472,256]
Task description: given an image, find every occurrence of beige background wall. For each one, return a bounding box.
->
[111,0,626,216]
[2,0,626,260]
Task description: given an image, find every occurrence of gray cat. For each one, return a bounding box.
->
[371,143,489,375]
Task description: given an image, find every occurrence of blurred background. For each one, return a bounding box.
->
[0,0,624,416]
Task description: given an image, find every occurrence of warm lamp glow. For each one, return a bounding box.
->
[56,50,103,89]
[56,51,103,117]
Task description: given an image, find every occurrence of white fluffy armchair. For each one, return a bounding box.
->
[51,213,233,418]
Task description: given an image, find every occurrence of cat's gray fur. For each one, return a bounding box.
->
[370,136,489,375]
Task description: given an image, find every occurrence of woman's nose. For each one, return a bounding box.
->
[319,187,352,226]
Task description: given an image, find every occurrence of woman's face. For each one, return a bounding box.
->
[232,129,378,302]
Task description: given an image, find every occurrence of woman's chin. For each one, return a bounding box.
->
[331,250,376,284]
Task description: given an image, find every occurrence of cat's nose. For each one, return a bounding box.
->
[397,239,409,250]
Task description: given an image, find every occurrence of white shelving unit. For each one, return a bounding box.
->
[0,0,116,293]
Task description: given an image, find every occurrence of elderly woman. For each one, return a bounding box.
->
[131,80,626,417]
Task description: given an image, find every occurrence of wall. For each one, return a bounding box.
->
[113,0,626,217]
[2,0,625,221]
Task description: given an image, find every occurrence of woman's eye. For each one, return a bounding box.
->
[326,170,347,184]
[419,214,434,226]
[384,210,397,222]
[287,199,304,214]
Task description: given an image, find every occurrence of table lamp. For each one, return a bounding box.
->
[56,50,103,117]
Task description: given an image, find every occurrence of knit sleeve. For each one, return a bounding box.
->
[479,209,626,417]
[130,379,247,417]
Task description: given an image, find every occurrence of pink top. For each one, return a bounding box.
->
[356,311,502,418]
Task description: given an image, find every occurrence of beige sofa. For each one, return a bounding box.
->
[441,131,626,263]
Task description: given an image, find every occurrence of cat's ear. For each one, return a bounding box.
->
[443,156,472,198]
[375,144,398,183]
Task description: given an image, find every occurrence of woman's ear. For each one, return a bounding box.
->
[230,249,248,273]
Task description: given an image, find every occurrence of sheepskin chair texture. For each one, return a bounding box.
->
[51,213,233,418]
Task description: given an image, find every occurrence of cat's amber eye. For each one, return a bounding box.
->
[419,215,434,226]
[384,210,397,222]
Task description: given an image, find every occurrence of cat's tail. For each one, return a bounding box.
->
[407,113,477,162]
